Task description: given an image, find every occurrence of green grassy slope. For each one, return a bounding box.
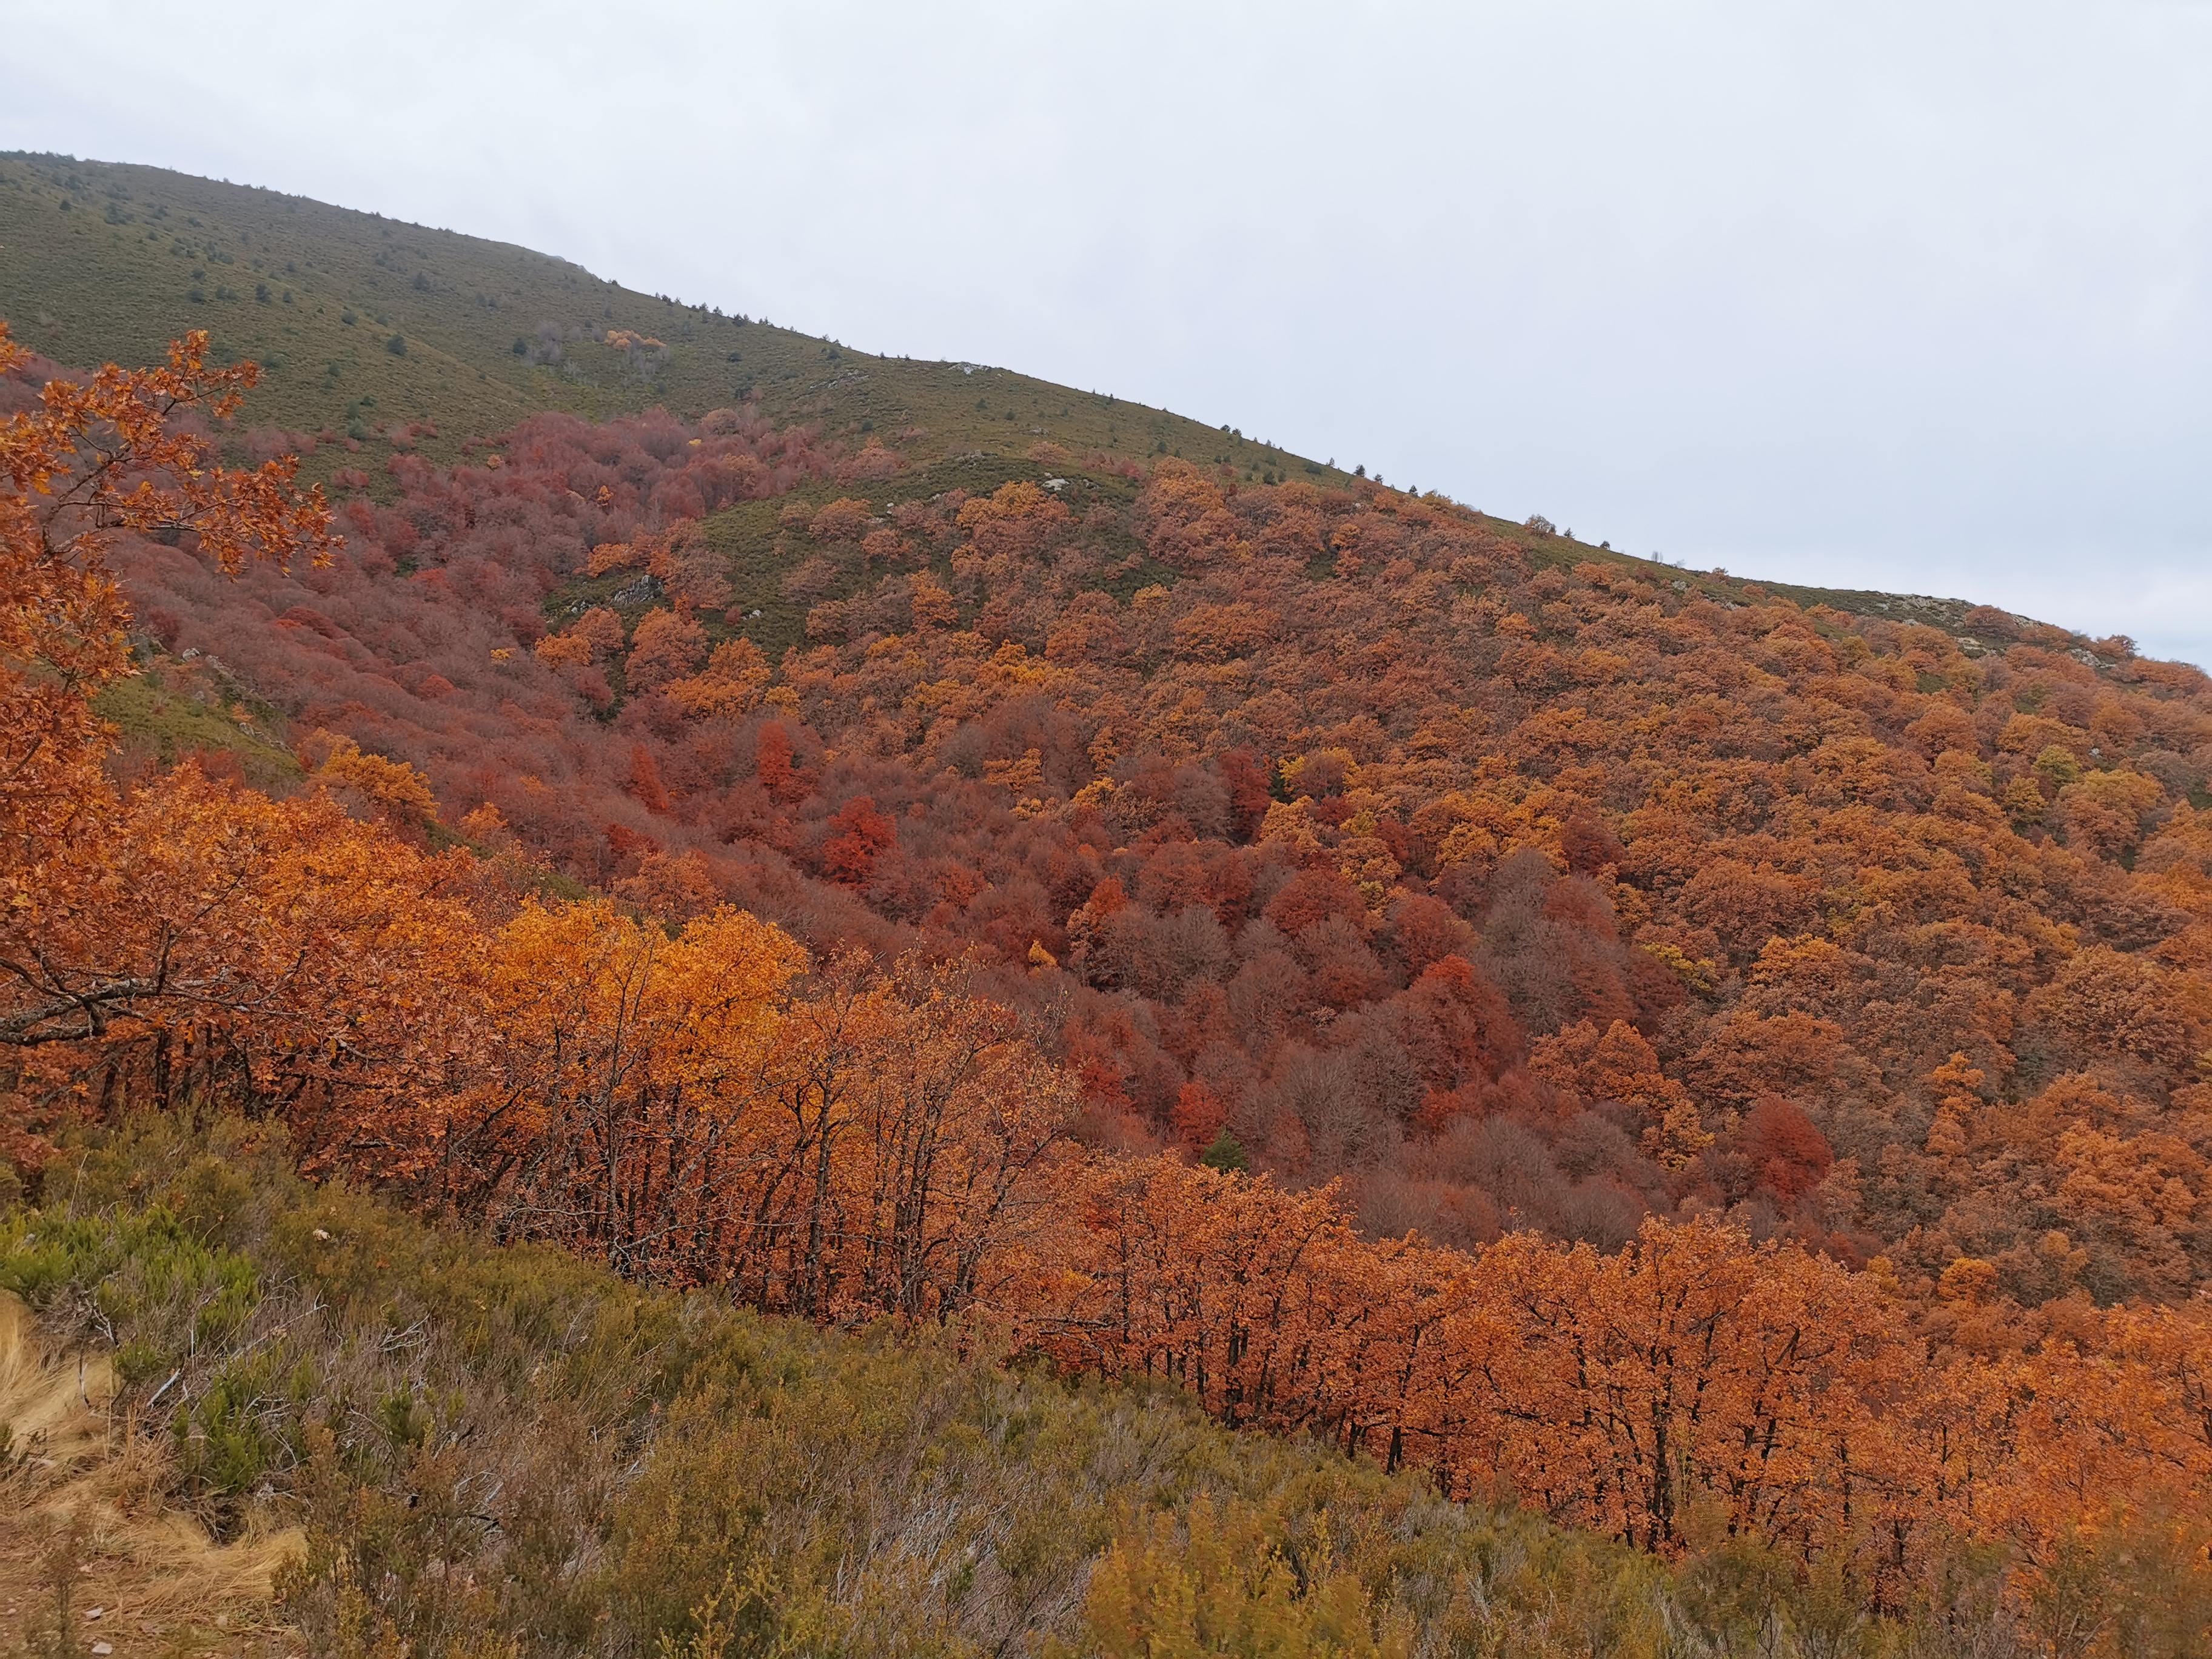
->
[0,152,1346,491]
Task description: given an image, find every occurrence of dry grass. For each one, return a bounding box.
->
[0,1295,300,1659]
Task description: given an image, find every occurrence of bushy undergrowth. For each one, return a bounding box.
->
[4,1118,2201,1658]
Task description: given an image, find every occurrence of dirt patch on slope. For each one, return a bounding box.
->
[0,1294,299,1657]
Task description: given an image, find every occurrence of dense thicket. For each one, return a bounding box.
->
[46,345,2211,1312]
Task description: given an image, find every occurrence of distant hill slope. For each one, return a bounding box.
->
[0,151,1346,492]
[5,151,2079,641]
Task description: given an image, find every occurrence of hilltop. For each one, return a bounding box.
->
[0,151,1347,493]
[0,152,2074,646]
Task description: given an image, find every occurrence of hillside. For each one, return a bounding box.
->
[64,380,2209,1296]
[4,152,2100,665]
[8,163,2212,1652]
[25,1119,2161,1659]
[1,152,2062,648]
[0,152,1347,493]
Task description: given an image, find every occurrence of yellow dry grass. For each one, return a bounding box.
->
[0,1295,300,1658]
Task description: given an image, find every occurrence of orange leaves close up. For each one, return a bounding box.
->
[0,323,333,866]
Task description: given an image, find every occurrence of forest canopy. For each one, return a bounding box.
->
[7,323,2212,1645]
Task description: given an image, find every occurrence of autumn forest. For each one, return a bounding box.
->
[6,155,2212,1659]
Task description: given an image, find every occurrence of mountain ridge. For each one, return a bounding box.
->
[0,150,1358,498]
[3,149,2143,659]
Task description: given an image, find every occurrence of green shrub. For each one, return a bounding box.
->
[0,1203,259,1374]
[1199,1130,1248,1173]
[170,1344,317,1513]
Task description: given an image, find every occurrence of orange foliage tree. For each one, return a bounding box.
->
[0,323,333,870]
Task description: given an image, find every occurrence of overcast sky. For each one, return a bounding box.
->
[8,1,2210,666]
